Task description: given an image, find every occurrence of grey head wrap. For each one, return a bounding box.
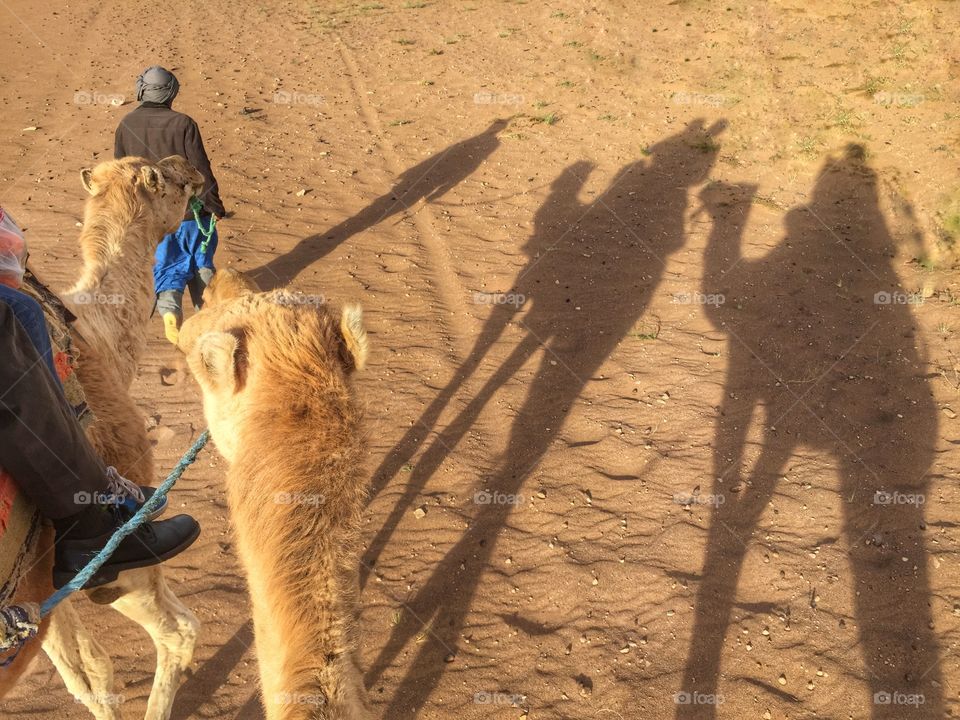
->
[136,66,180,105]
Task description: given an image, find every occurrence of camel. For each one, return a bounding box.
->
[202,266,261,305]
[0,155,206,720]
[69,155,203,387]
[178,277,372,720]
[67,155,206,487]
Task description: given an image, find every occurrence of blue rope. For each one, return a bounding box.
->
[39,430,210,617]
[189,196,217,254]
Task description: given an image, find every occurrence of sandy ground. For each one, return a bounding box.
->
[2,0,960,718]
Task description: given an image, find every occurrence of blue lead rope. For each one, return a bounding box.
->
[0,429,209,667]
[189,197,217,255]
[40,429,210,617]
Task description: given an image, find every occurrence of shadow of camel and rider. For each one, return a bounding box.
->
[182,121,939,718]
[676,145,942,718]
[363,119,726,715]
[249,118,509,288]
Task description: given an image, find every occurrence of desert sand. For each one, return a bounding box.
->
[1,0,959,718]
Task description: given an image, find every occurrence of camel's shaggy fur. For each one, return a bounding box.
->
[70,156,203,490]
[69,155,204,386]
[202,266,262,306]
[179,279,372,719]
[0,156,204,720]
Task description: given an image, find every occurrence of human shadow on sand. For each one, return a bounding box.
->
[676,145,943,718]
[363,119,726,716]
[248,118,508,288]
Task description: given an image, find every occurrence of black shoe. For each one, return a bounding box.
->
[53,513,200,589]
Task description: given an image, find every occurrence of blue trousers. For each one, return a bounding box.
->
[154,217,218,320]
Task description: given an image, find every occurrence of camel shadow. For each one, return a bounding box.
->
[677,145,943,718]
[363,119,726,716]
[248,118,509,288]
[171,620,255,719]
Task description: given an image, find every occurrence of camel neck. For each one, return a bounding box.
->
[70,207,161,385]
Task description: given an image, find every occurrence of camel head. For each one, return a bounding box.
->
[201,267,262,308]
[156,155,206,231]
[178,289,368,463]
[67,156,204,318]
[80,155,204,238]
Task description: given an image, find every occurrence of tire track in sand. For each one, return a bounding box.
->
[334,35,477,360]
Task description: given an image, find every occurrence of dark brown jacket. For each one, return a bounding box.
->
[0,301,105,518]
[114,102,226,219]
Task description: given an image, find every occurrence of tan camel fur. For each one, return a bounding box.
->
[202,266,261,305]
[68,155,204,491]
[0,156,205,720]
[179,280,371,720]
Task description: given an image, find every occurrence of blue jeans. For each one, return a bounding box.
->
[0,284,57,382]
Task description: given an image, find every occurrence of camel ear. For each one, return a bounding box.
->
[339,304,369,373]
[80,168,96,195]
[706,119,728,136]
[194,331,241,391]
[139,165,165,193]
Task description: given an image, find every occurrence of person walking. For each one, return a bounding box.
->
[114,65,226,344]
